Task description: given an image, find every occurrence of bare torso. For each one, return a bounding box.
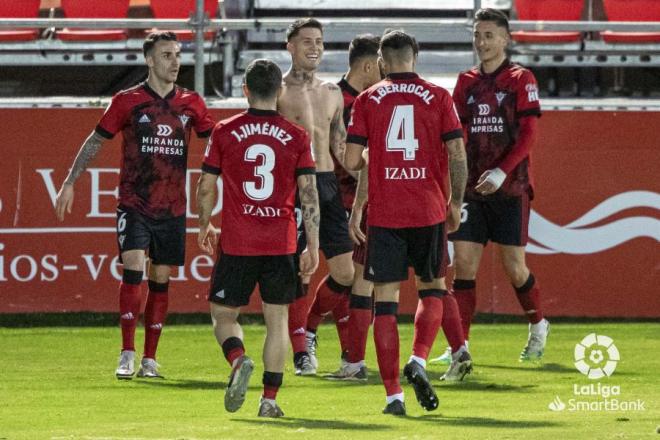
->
[278,73,344,172]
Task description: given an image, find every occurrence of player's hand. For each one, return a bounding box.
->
[299,246,319,277]
[55,183,74,222]
[475,168,506,196]
[348,207,366,245]
[447,202,462,233]
[198,223,220,255]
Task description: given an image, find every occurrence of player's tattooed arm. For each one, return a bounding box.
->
[446,137,468,206]
[329,97,357,178]
[297,174,320,248]
[64,131,106,185]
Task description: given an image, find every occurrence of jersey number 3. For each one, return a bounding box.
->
[386,105,419,160]
[243,144,275,201]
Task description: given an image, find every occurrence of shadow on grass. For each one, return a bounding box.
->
[131,378,226,390]
[231,416,389,431]
[411,414,562,429]
[477,362,577,374]
[438,380,538,393]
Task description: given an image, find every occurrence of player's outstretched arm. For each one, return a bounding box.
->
[446,137,468,233]
[55,131,106,221]
[196,172,220,255]
[348,165,368,245]
[297,174,320,277]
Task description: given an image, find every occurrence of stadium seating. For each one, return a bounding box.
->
[56,0,130,41]
[511,0,584,43]
[149,0,219,40]
[601,0,660,43]
[0,0,41,42]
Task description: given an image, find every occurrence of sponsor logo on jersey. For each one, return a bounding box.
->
[385,167,427,180]
[157,124,173,136]
[178,114,190,128]
[139,114,151,123]
[478,104,490,115]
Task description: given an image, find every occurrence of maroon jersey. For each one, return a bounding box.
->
[453,60,541,198]
[96,82,214,219]
[332,77,359,210]
[347,72,463,228]
[202,108,315,256]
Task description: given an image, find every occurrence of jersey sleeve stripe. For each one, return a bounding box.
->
[295,167,316,177]
[346,134,367,146]
[201,163,221,175]
[517,108,542,118]
[197,128,212,138]
[441,129,464,142]
[95,125,114,139]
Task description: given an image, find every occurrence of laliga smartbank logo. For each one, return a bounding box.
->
[548,334,645,412]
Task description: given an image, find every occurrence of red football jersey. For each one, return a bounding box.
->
[202,108,315,256]
[453,60,541,198]
[96,82,215,219]
[347,72,463,228]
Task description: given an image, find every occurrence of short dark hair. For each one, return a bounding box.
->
[348,34,380,66]
[379,30,419,62]
[244,59,282,100]
[286,18,323,42]
[474,8,510,34]
[143,31,178,57]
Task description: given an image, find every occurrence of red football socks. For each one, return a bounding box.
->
[346,294,373,363]
[221,336,245,366]
[374,302,402,396]
[143,280,169,359]
[412,291,445,360]
[514,274,544,324]
[288,284,309,354]
[331,294,351,353]
[119,269,143,352]
[453,279,477,341]
[306,275,351,332]
[441,292,466,352]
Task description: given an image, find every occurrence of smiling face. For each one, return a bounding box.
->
[287,27,324,71]
[473,20,509,65]
[146,40,181,84]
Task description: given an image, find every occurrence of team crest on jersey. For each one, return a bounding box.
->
[495,92,507,106]
[139,114,150,123]
[467,95,475,105]
[118,234,126,248]
[178,114,190,127]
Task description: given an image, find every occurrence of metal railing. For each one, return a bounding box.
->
[2,16,660,95]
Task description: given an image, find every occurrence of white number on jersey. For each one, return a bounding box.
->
[243,144,275,201]
[386,105,419,161]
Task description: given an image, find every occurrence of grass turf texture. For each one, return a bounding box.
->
[1,323,658,439]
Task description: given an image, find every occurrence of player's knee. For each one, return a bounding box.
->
[453,254,479,278]
[329,265,354,286]
[503,262,529,286]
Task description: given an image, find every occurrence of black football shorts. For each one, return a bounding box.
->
[116,207,185,266]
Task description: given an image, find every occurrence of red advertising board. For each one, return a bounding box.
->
[0,108,658,317]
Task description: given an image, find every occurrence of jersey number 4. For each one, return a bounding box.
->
[243,144,275,201]
[386,105,419,161]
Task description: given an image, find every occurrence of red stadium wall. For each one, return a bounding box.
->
[0,108,658,317]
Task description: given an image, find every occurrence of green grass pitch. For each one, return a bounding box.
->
[1,322,658,439]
